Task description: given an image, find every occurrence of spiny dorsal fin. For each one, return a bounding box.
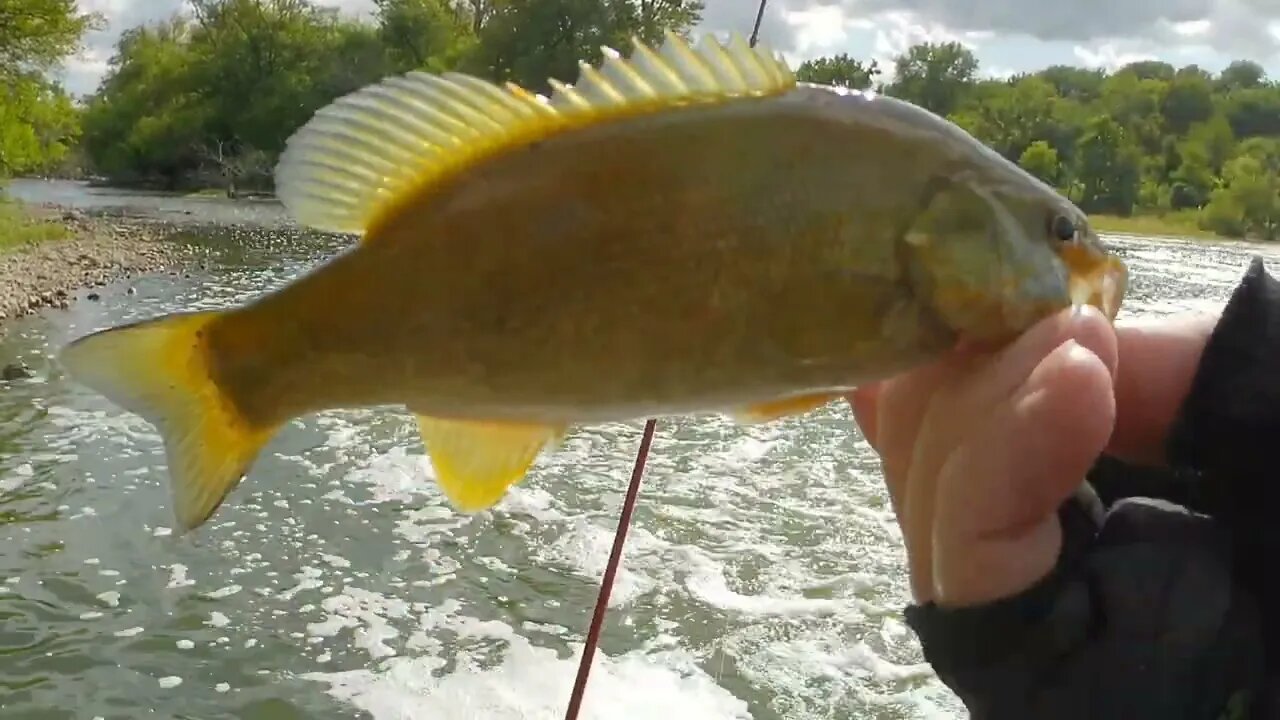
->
[275,30,795,237]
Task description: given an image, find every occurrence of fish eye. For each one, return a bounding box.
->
[1048,214,1077,243]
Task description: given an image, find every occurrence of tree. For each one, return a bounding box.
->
[1202,140,1280,241]
[951,76,1073,166]
[79,0,704,191]
[470,0,702,92]
[1116,60,1175,83]
[61,0,1280,242]
[0,0,103,76]
[81,19,208,186]
[0,0,101,178]
[1217,60,1266,92]
[1168,140,1215,209]
[1161,67,1214,135]
[1185,115,1236,174]
[1019,141,1060,186]
[1073,115,1142,216]
[1,75,81,176]
[795,54,880,90]
[374,0,475,72]
[1220,87,1280,139]
[887,41,978,117]
[1036,65,1106,102]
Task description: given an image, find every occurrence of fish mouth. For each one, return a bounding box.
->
[1059,242,1128,322]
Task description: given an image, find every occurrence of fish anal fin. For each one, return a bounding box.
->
[732,393,841,424]
[414,415,565,512]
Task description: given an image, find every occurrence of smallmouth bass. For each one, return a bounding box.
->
[59,31,1128,532]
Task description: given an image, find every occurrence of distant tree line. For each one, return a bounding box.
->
[794,45,1280,241]
[4,0,1279,240]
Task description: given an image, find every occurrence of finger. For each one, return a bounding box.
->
[848,382,883,451]
[946,305,1118,414]
[904,307,1115,605]
[876,360,969,601]
[932,336,1116,606]
[1106,313,1216,465]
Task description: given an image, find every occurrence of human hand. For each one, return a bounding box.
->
[847,305,1217,608]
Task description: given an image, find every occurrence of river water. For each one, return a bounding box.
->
[2,180,1278,719]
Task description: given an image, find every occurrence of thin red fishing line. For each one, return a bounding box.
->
[563,418,657,720]
[563,10,767,718]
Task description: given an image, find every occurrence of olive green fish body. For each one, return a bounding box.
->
[59,32,1129,532]
[212,89,972,426]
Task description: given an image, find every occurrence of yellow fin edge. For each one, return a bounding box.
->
[275,30,795,238]
[732,393,842,424]
[58,311,279,532]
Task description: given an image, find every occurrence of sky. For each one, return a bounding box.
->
[62,0,1280,97]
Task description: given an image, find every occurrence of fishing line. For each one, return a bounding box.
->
[562,5,771,719]
[563,418,657,719]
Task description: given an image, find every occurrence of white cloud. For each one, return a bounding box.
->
[55,0,1280,97]
[1072,43,1158,72]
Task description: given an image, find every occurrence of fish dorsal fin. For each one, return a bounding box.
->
[274,30,795,237]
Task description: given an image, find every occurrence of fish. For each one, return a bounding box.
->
[58,30,1129,533]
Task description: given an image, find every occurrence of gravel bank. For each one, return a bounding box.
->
[0,209,188,330]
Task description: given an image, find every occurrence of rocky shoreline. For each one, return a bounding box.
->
[0,207,190,331]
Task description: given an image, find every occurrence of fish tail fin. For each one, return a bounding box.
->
[58,311,279,533]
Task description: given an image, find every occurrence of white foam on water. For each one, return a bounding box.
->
[305,612,751,720]
[678,546,848,619]
[166,564,195,589]
[285,412,941,719]
[46,234,1266,718]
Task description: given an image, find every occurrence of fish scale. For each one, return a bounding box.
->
[58,30,1128,533]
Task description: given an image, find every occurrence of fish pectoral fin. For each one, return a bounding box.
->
[731,393,842,424]
[58,311,280,533]
[414,415,565,512]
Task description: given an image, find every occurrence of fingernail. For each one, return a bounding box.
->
[1066,304,1118,378]
[1062,338,1095,364]
[1070,303,1103,323]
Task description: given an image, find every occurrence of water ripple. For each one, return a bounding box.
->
[2,229,1278,719]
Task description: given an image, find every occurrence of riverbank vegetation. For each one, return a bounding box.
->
[0,196,68,253]
[4,0,1280,241]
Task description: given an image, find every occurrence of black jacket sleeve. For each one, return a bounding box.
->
[903,257,1280,720]
[1166,257,1280,648]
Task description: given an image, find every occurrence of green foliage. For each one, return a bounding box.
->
[0,194,68,252]
[888,41,979,117]
[78,0,702,191]
[795,54,880,90]
[374,0,475,73]
[0,0,101,178]
[54,0,1280,241]
[1018,141,1060,186]
[823,40,1278,240]
[469,0,702,92]
[1,74,81,176]
[1203,139,1280,241]
[0,0,103,75]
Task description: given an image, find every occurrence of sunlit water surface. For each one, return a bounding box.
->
[3,181,1279,719]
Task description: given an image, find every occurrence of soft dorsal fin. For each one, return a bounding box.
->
[274,30,795,237]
